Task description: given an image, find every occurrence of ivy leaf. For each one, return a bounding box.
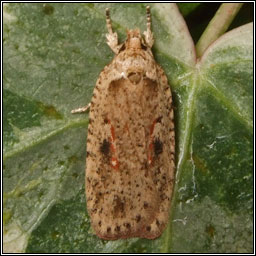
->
[3,3,252,253]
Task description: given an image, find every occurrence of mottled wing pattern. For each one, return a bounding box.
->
[86,61,175,239]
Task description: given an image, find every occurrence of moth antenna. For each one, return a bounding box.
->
[144,6,154,48]
[105,8,121,54]
[106,8,113,34]
[146,6,151,34]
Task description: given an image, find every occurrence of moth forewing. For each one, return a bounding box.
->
[82,6,175,240]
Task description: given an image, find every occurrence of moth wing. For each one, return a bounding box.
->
[86,62,175,240]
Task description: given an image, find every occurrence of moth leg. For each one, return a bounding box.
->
[143,6,154,48]
[71,103,91,114]
[105,8,122,54]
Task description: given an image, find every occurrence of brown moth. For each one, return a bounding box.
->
[72,6,175,240]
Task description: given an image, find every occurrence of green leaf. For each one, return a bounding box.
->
[177,3,201,16]
[3,3,253,253]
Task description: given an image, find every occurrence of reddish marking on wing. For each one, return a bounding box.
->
[148,136,154,166]
[107,119,119,170]
[147,152,153,166]
[147,154,153,166]
[108,120,116,141]
[150,120,156,135]
[149,141,153,150]
[111,156,119,170]
[110,143,115,153]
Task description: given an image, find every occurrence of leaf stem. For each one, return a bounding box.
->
[196,3,243,58]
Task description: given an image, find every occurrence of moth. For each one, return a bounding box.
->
[72,6,175,240]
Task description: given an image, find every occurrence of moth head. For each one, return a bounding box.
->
[126,29,145,50]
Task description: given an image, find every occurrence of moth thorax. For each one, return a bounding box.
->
[128,37,141,49]
[126,29,142,49]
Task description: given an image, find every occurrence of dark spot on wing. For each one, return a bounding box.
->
[100,139,110,156]
[154,138,163,156]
